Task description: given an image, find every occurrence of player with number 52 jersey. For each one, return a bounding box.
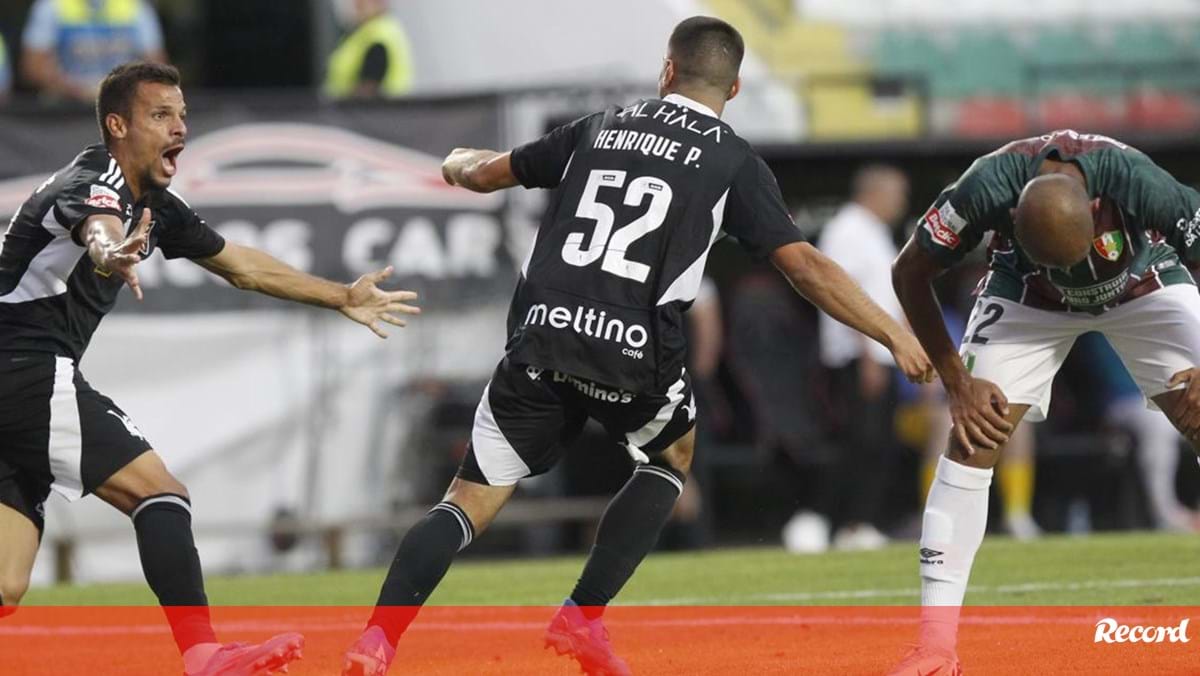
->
[339,16,932,676]
[506,91,803,393]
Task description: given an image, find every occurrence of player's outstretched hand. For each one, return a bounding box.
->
[1167,368,1200,441]
[946,376,1012,456]
[106,208,152,301]
[889,332,937,384]
[339,266,420,338]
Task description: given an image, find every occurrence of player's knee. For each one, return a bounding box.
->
[143,456,189,499]
[660,447,692,474]
[144,471,190,504]
[442,479,512,538]
[946,436,1001,469]
[659,435,695,474]
[0,572,30,607]
[166,479,190,501]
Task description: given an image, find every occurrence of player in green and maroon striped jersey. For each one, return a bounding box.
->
[890,129,1200,676]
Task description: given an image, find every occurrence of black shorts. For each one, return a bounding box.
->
[457,358,696,486]
[0,353,153,533]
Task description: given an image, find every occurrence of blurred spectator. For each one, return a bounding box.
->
[996,420,1040,538]
[324,0,412,99]
[20,0,165,103]
[0,32,11,102]
[727,270,832,553]
[815,165,909,551]
[1077,331,1198,531]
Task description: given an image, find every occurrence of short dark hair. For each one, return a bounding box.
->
[96,61,181,144]
[667,16,744,93]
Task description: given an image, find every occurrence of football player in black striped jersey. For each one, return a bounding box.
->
[341,16,933,676]
[0,62,419,676]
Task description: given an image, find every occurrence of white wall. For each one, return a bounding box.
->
[388,0,803,140]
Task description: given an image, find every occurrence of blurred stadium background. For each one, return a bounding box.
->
[2,0,1200,590]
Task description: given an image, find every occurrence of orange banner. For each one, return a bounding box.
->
[2,606,1197,674]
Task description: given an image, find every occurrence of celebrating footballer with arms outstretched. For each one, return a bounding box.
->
[890,129,1200,675]
[0,62,419,676]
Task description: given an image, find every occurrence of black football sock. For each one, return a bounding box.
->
[571,463,685,619]
[132,494,218,655]
[368,502,474,647]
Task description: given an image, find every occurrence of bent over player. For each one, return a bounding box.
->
[341,16,933,676]
[890,129,1200,675]
[0,62,419,675]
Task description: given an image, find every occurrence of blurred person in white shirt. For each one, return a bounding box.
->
[813,165,909,551]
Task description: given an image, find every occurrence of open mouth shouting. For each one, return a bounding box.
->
[161,144,184,177]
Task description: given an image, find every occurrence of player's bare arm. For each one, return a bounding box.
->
[892,238,1012,454]
[80,208,153,301]
[770,241,934,384]
[441,148,520,192]
[195,242,420,338]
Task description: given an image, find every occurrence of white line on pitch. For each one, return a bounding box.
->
[629,575,1200,605]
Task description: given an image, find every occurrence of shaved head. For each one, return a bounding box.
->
[665,16,744,95]
[1013,173,1093,269]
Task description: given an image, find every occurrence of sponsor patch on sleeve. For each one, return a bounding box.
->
[85,184,121,211]
[937,201,967,233]
[1178,206,1200,249]
[921,204,962,249]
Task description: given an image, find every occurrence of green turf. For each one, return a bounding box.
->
[23,531,1200,606]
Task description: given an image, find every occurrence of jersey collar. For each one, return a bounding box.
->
[663,93,719,119]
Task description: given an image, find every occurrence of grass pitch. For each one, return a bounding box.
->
[24,531,1200,606]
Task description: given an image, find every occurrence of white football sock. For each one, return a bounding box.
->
[918,455,993,650]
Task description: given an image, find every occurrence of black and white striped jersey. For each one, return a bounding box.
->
[507,94,803,393]
[0,144,225,360]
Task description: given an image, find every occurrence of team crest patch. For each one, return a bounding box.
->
[1094,231,1124,262]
